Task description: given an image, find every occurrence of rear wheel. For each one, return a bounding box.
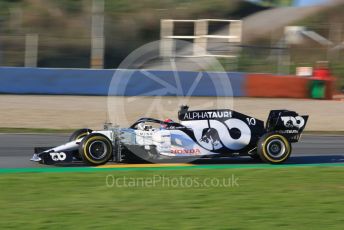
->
[257,132,292,164]
[79,133,113,166]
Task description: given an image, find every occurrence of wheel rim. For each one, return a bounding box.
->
[88,141,108,160]
[266,139,285,158]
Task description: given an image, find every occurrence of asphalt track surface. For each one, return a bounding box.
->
[0,133,343,168]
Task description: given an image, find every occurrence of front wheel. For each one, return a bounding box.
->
[69,128,93,142]
[257,132,292,164]
[69,128,93,160]
[79,133,113,166]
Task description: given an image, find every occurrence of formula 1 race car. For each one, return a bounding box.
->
[31,105,308,165]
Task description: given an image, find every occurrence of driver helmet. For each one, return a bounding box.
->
[161,118,173,129]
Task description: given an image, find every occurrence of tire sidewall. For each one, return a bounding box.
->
[79,133,113,165]
[258,133,291,164]
[69,128,93,142]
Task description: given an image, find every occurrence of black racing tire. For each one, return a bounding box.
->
[69,128,93,142]
[79,133,113,166]
[69,129,93,160]
[257,132,292,164]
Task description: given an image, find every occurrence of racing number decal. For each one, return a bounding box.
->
[246,117,256,126]
[49,152,67,161]
[182,118,252,151]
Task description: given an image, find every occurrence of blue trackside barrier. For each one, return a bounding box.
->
[0,67,245,96]
[112,70,245,97]
[0,67,114,95]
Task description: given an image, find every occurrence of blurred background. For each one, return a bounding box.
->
[0,3,343,229]
[0,0,343,88]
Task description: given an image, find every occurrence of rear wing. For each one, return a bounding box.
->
[266,110,309,142]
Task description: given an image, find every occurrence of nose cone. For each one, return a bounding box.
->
[30,154,42,162]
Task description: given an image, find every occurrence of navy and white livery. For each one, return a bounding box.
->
[31,105,308,165]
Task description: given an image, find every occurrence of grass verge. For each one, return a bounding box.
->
[0,167,343,229]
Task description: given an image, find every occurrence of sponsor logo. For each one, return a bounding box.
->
[280,130,299,134]
[49,152,66,161]
[171,149,201,155]
[135,131,154,136]
[183,111,232,120]
[200,128,221,147]
[281,116,305,129]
